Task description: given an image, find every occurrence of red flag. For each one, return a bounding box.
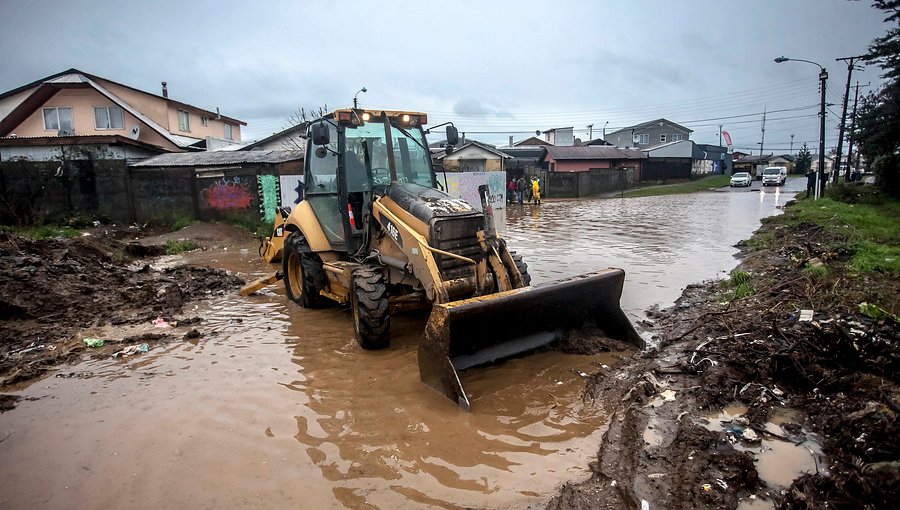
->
[722,130,733,147]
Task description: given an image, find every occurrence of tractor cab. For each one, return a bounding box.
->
[305,109,457,254]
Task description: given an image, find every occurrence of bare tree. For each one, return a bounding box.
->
[280,104,328,151]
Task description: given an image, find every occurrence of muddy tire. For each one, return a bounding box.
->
[282,232,326,308]
[511,252,532,286]
[351,267,390,349]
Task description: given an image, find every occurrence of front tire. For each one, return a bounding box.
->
[282,232,326,308]
[511,252,532,286]
[351,267,390,349]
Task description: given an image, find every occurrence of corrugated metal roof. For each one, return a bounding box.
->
[543,146,646,160]
[130,149,303,167]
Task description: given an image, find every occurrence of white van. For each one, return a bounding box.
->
[761,166,787,186]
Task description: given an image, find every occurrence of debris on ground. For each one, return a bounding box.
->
[0,232,243,392]
[112,343,150,358]
[550,206,898,509]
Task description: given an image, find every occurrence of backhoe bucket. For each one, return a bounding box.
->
[420,268,642,410]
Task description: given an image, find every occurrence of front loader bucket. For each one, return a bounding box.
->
[420,268,642,410]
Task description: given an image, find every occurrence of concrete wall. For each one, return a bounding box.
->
[0,145,286,225]
[0,157,131,224]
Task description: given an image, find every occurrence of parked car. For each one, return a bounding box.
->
[730,172,752,187]
[761,166,787,186]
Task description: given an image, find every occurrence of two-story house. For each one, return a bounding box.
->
[0,68,245,153]
[605,118,692,150]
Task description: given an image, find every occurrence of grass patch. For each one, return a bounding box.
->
[165,239,200,255]
[622,175,731,198]
[1,225,81,239]
[228,217,274,238]
[848,241,900,274]
[802,264,830,278]
[781,191,900,275]
[171,215,195,232]
[721,269,755,300]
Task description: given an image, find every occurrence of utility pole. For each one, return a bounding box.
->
[817,68,828,198]
[602,121,609,140]
[718,124,723,146]
[758,106,767,161]
[846,81,871,177]
[790,134,794,154]
[833,55,866,181]
[587,124,593,140]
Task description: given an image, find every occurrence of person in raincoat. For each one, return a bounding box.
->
[530,176,541,205]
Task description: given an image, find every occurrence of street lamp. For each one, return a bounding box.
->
[775,56,827,199]
[353,87,367,109]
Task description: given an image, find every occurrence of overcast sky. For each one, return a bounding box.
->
[0,0,890,152]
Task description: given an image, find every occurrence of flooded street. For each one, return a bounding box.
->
[1,181,800,509]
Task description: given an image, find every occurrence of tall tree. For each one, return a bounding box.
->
[795,143,813,175]
[857,0,900,195]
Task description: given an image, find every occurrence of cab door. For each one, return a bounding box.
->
[305,122,348,249]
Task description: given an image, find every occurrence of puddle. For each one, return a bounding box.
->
[702,406,826,489]
[0,187,800,509]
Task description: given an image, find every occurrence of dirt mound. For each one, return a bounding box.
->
[0,232,243,388]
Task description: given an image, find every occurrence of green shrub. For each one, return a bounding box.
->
[171,215,195,232]
[164,239,200,255]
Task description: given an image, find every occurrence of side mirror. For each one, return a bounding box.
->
[311,121,330,145]
[446,125,459,146]
[444,146,454,156]
[315,146,328,159]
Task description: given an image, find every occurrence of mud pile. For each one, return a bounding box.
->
[0,232,243,387]
[549,218,898,508]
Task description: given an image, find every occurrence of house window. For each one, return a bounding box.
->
[224,123,233,141]
[178,110,190,132]
[93,106,124,130]
[673,133,684,142]
[43,107,73,131]
[201,116,209,127]
[638,134,649,145]
[660,134,667,143]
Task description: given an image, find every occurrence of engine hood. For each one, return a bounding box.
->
[386,182,479,224]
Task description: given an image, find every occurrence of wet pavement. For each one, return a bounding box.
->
[0,179,801,509]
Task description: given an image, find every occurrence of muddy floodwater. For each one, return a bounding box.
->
[1,181,799,509]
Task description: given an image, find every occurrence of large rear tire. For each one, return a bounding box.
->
[351,267,390,349]
[282,232,326,308]
[511,252,532,286]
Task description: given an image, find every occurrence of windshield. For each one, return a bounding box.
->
[734,173,749,177]
[345,119,435,188]
[764,169,781,175]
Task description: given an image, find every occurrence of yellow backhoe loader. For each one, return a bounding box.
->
[269,108,642,410]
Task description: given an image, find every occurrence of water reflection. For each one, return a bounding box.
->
[284,304,613,508]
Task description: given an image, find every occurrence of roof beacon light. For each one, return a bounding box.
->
[362,112,371,122]
[402,114,410,123]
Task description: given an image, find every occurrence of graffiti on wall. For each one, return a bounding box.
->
[279,174,304,206]
[202,176,253,210]
[436,171,506,212]
[257,174,281,223]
